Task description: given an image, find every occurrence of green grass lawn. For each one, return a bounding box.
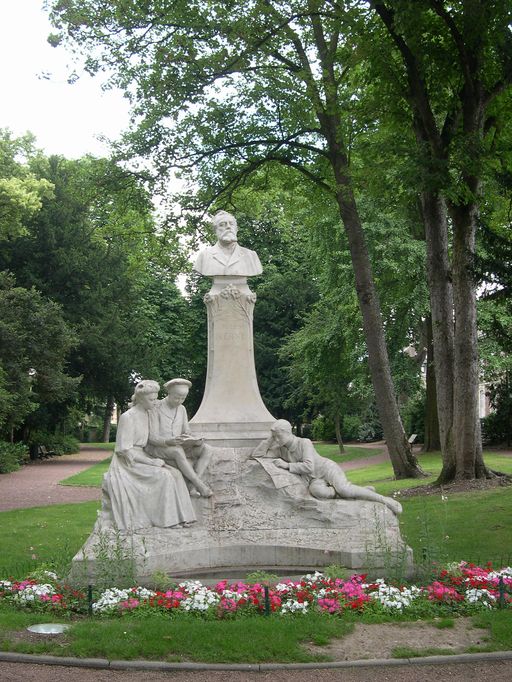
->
[82,442,115,450]
[347,451,512,566]
[0,501,99,578]
[0,601,510,662]
[60,457,112,487]
[314,442,383,463]
[0,606,353,662]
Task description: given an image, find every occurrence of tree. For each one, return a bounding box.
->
[0,130,53,240]
[48,0,424,478]
[0,273,78,441]
[0,151,172,439]
[370,0,512,481]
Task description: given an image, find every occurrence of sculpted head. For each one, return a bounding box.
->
[131,380,160,411]
[164,378,192,408]
[270,419,294,447]
[212,211,238,246]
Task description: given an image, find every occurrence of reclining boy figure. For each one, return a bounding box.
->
[253,419,401,515]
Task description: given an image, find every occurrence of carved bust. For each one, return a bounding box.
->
[193,211,262,277]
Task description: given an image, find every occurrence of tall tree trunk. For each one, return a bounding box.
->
[423,314,441,452]
[334,411,345,454]
[102,396,115,443]
[420,191,456,481]
[450,201,485,478]
[332,175,424,478]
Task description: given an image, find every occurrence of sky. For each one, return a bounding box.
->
[0,1,131,158]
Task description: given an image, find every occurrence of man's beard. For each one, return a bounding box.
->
[219,230,237,242]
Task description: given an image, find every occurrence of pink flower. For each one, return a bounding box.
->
[119,598,140,610]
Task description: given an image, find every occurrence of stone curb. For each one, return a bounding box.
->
[1,650,512,671]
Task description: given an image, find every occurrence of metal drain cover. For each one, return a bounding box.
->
[27,623,70,634]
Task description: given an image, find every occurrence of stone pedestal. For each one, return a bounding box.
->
[72,447,413,583]
[189,277,275,446]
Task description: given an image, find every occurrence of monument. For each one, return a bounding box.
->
[189,210,275,446]
[72,211,413,582]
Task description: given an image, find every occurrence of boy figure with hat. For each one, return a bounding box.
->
[146,378,213,498]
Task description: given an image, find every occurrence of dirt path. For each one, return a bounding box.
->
[1,659,512,682]
[0,447,110,512]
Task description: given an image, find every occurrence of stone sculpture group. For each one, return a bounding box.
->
[77,210,412,579]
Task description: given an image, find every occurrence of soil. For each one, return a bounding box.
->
[397,476,512,499]
[302,617,488,660]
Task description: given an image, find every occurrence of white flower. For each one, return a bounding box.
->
[281,599,309,614]
[220,589,247,602]
[41,570,59,581]
[300,571,325,586]
[180,585,219,612]
[275,583,293,594]
[466,588,496,608]
[14,584,56,604]
[368,582,422,610]
[488,568,512,579]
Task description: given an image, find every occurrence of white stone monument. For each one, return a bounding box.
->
[72,211,413,582]
[189,211,275,446]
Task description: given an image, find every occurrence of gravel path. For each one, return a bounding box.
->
[0,447,110,511]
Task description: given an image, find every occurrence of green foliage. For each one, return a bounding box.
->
[402,391,426,444]
[36,433,80,456]
[311,415,335,442]
[245,570,279,585]
[323,564,349,581]
[0,441,29,474]
[0,272,78,439]
[149,570,174,592]
[87,528,138,589]
[0,130,53,240]
[342,415,364,442]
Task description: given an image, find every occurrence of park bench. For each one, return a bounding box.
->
[37,445,56,459]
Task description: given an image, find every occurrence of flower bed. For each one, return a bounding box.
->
[1,562,511,620]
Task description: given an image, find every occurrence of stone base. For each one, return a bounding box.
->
[188,421,274,447]
[72,447,413,583]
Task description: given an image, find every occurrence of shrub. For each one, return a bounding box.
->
[342,415,363,441]
[311,414,336,441]
[109,423,117,442]
[28,431,80,457]
[0,441,29,474]
[482,412,511,446]
[46,434,80,455]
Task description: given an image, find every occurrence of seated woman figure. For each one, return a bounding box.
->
[101,380,196,531]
